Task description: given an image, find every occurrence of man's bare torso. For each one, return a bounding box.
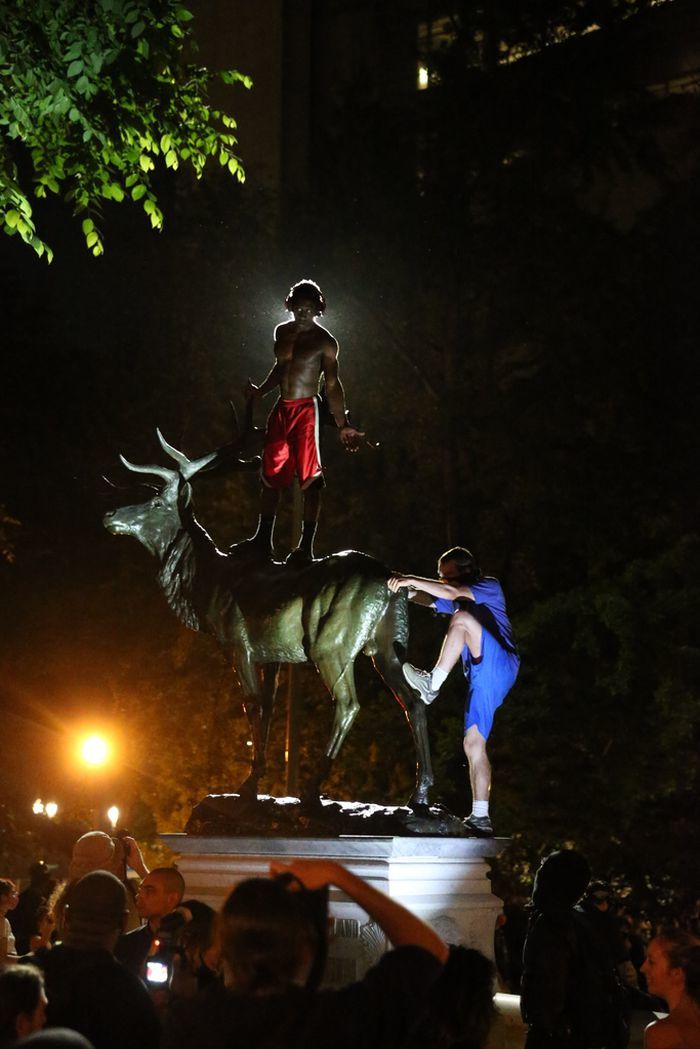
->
[274,319,335,400]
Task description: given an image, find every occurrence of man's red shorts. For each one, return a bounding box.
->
[262,396,324,490]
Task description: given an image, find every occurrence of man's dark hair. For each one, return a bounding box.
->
[438,547,482,585]
[0,879,17,898]
[219,878,320,994]
[285,279,326,315]
[531,850,591,912]
[0,965,44,1045]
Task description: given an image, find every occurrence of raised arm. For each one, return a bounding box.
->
[321,340,364,450]
[270,858,448,962]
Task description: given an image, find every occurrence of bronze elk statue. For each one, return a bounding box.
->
[103,431,434,809]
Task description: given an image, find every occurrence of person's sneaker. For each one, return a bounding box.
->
[464,814,494,838]
[402,663,439,705]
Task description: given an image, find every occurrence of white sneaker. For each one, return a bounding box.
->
[402,663,439,705]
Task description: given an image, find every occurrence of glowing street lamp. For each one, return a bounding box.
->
[32,799,44,815]
[44,801,58,819]
[80,734,110,767]
[107,805,120,829]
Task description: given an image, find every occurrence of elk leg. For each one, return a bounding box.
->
[235,658,278,800]
[370,616,434,810]
[303,656,361,806]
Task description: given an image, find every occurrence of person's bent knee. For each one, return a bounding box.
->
[450,609,476,628]
[463,727,486,756]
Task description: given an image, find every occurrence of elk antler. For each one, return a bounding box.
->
[156,430,218,480]
[119,456,178,483]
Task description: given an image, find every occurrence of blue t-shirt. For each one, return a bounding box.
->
[434,576,517,654]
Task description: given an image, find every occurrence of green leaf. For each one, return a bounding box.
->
[69,107,81,121]
[175,6,194,21]
[131,184,147,201]
[131,20,145,37]
[227,157,239,175]
[86,230,99,247]
[5,210,20,228]
[82,218,94,234]
[76,75,89,94]
[67,59,84,77]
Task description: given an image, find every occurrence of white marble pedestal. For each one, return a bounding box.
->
[161,833,507,984]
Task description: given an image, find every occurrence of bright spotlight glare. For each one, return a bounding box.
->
[44,801,58,818]
[32,799,44,815]
[107,805,120,828]
[81,734,109,766]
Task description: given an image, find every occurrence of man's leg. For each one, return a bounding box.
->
[404,612,482,705]
[464,725,490,803]
[250,485,280,551]
[298,484,321,558]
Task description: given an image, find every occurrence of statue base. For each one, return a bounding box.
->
[162,810,507,980]
[185,793,479,838]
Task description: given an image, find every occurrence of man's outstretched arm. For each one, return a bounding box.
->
[388,574,474,601]
[270,858,448,962]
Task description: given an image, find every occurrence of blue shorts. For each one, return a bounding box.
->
[463,628,519,740]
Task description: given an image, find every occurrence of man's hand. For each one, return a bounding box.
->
[339,424,365,452]
[388,575,414,592]
[269,858,339,890]
[244,379,260,401]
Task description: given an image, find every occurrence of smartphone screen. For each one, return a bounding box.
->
[146,960,170,985]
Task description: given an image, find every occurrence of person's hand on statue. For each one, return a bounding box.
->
[388,575,414,592]
[339,423,364,452]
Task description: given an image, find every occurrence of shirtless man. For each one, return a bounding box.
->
[388,547,519,836]
[245,280,363,561]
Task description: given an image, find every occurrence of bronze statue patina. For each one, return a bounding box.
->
[103,432,434,810]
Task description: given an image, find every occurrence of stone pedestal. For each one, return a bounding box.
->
[161,833,506,983]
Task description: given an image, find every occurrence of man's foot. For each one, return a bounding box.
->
[285,547,313,566]
[402,663,439,705]
[464,813,493,838]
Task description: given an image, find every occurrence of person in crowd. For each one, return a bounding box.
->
[9,864,56,957]
[52,832,149,938]
[642,928,700,1049]
[388,546,519,837]
[115,868,185,977]
[27,909,55,957]
[243,278,363,562]
[1,881,19,962]
[28,871,159,1049]
[404,945,496,1049]
[175,901,219,990]
[0,965,47,1046]
[162,857,448,1049]
[15,1032,94,1048]
[520,849,629,1049]
[581,882,639,991]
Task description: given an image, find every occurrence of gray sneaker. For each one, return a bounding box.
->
[464,814,494,837]
[402,663,439,705]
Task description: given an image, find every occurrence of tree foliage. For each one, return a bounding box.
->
[0,0,251,260]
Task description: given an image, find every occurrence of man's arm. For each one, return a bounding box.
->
[388,574,474,601]
[321,340,364,450]
[270,859,448,962]
[245,360,283,401]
